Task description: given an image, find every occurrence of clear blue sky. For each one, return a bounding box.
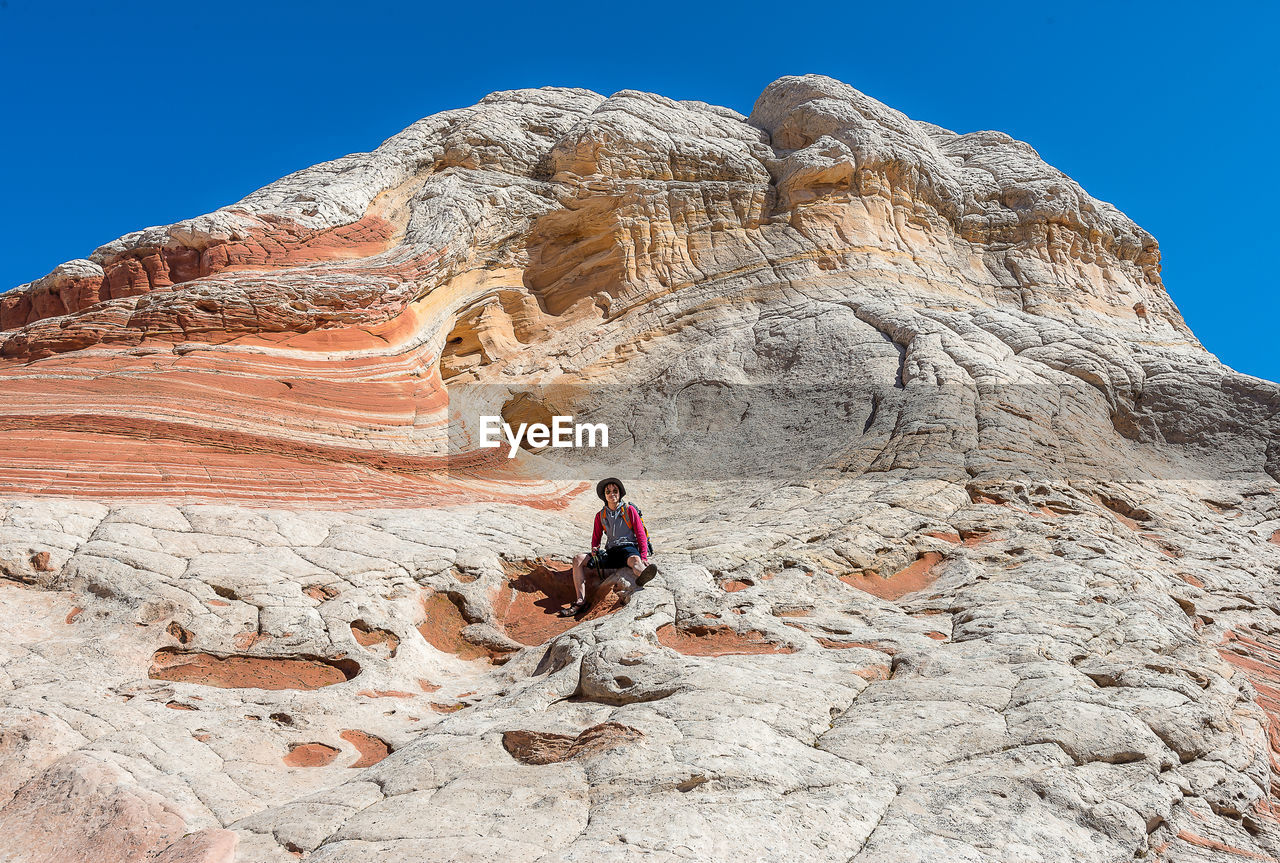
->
[2,1,1276,381]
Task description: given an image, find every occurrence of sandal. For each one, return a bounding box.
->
[636,563,659,587]
[557,599,587,618]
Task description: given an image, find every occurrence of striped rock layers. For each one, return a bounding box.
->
[2,76,1280,862]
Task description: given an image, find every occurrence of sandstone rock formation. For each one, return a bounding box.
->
[2,75,1280,862]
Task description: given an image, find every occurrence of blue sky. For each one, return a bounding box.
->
[2,0,1276,381]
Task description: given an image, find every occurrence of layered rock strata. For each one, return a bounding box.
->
[2,75,1280,862]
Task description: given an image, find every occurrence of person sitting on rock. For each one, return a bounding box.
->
[558,477,658,617]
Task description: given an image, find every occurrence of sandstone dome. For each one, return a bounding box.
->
[1,75,1279,862]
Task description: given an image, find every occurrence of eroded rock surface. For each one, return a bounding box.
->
[3,75,1280,862]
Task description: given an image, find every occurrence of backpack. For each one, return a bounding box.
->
[597,501,656,555]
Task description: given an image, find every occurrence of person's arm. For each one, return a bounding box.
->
[629,504,649,561]
[591,512,603,550]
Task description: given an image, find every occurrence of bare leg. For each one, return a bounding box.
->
[571,553,589,603]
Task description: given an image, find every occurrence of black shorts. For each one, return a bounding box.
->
[589,544,640,570]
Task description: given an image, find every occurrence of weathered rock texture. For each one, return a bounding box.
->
[3,75,1280,862]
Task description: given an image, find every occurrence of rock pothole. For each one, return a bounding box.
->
[340,729,392,767]
[419,562,632,662]
[492,561,582,646]
[350,620,399,657]
[839,551,944,600]
[304,584,340,602]
[502,722,643,765]
[924,529,994,546]
[656,624,796,656]
[493,560,627,645]
[148,649,360,690]
[282,742,341,768]
[1094,493,1153,529]
[417,592,504,661]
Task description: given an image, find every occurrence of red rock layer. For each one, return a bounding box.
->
[0,191,582,507]
[1218,628,1280,816]
[1221,630,1280,731]
[0,244,449,361]
[0,211,399,332]
[1170,830,1275,861]
[0,320,586,507]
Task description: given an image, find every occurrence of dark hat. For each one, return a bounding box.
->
[596,477,626,501]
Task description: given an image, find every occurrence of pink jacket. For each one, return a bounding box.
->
[591,503,649,561]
